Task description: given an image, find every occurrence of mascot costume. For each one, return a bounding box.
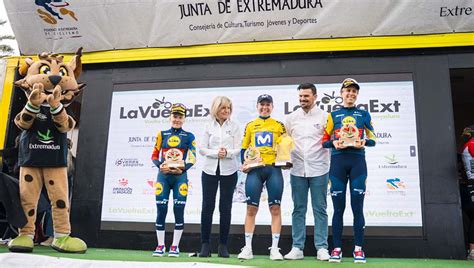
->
[8,48,87,253]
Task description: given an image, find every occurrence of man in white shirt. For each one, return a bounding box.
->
[284,83,331,261]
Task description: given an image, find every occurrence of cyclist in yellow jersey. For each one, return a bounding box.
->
[238,94,286,261]
[241,115,286,165]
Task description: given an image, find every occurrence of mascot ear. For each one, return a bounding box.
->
[38,52,49,60]
[18,58,34,76]
[69,47,83,79]
[14,79,27,89]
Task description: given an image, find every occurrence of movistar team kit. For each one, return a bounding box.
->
[241,116,286,207]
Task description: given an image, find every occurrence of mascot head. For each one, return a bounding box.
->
[15,47,85,107]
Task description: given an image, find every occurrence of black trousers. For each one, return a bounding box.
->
[461,183,474,243]
[200,166,238,245]
[0,172,27,229]
[467,208,474,244]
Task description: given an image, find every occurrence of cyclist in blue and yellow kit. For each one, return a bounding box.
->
[151,103,196,257]
[322,78,376,263]
[237,94,286,261]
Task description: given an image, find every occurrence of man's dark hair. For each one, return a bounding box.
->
[297,83,317,95]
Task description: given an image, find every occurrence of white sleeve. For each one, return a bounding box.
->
[461,148,474,180]
[226,122,242,159]
[198,122,219,158]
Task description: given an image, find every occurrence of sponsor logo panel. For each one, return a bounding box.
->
[379,154,408,169]
[119,97,210,120]
[386,178,407,196]
[112,178,133,195]
[115,158,144,167]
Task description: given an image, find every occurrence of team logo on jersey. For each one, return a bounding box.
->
[178,183,188,196]
[167,135,181,147]
[255,132,273,147]
[342,116,356,125]
[155,182,163,195]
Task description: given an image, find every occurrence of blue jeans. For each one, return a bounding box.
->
[290,173,329,250]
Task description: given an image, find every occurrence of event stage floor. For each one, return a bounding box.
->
[0,245,472,267]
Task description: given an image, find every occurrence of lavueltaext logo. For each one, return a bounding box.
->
[37,129,54,144]
[119,97,210,119]
[320,91,343,105]
[284,96,401,114]
[378,154,407,169]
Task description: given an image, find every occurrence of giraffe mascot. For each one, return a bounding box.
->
[8,48,87,253]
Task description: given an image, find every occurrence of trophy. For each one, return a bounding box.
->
[339,123,360,147]
[274,134,294,168]
[243,145,265,171]
[163,148,185,169]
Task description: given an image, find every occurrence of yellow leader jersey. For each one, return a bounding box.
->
[242,117,286,165]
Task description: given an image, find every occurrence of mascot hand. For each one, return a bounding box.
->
[28,83,47,108]
[47,85,63,110]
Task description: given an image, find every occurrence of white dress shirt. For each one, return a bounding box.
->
[285,105,330,177]
[199,118,241,176]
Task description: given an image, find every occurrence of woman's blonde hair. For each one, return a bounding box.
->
[210,96,233,119]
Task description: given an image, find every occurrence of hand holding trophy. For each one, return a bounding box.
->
[338,122,361,148]
[274,134,294,169]
[241,145,264,173]
[161,148,185,174]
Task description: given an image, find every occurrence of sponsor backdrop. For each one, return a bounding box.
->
[4,0,473,54]
[101,81,422,227]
